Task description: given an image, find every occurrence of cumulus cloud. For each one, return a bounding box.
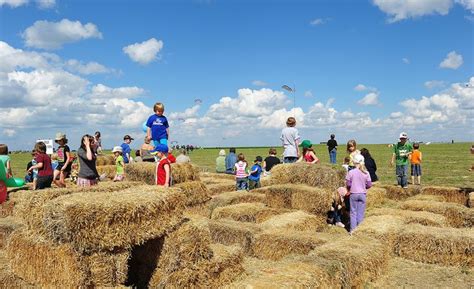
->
[22,19,102,50]
[424,80,446,89]
[439,51,463,69]
[373,0,453,22]
[90,84,145,99]
[0,0,55,8]
[123,38,164,65]
[252,80,268,87]
[456,0,474,12]
[358,92,380,106]
[2,129,16,137]
[65,59,112,75]
[36,0,55,8]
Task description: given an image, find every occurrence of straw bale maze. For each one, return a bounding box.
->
[0,162,472,288]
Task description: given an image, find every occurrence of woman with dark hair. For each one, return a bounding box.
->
[77,135,99,187]
[360,148,378,182]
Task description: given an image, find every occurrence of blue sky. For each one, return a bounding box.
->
[0,0,473,150]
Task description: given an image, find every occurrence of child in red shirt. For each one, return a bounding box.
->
[151,144,171,187]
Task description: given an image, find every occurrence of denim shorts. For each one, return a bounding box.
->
[411,164,422,176]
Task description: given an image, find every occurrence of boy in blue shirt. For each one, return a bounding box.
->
[248,156,263,190]
[146,102,170,148]
[121,135,134,164]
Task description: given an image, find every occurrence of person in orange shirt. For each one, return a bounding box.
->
[410,143,422,185]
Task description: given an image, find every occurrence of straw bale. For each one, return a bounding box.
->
[259,176,273,187]
[470,192,474,208]
[310,235,389,288]
[251,230,330,261]
[6,230,129,287]
[15,181,141,236]
[407,194,446,202]
[42,185,186,252]
[206,244,244,287]
[96,155,115,166]
[0,217,22,249]
[206,179,236,196]
[270,162,346,190]
[200,172,235,181]
[368,207,448,227]
[0,250,36,288]
[369,257,474,289]
[259,210,326,232]
[226,257,334,288]
[421,185,467,205]
[184,201,212,219]
[126,162,200,185]
[209,191,266,214]
[0,200,15,218]
[208,219,262,254]
[366,187,388,209]
[401,200,473,228]
[1,189,34,218]
[211,203,287,223]
[353,215,405,248]
[382,185,421,200]
[97,165,116,180]
[174,181,211,206]
[394,224,474,266]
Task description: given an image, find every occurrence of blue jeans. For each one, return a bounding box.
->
[283,157,298,163]
[331,208,342,223]
[236,177,248,190]
[396,165,409,188]
[329,149,337,164]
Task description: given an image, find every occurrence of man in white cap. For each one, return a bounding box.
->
[391,132,413,189]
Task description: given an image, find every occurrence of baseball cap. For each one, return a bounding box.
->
[112,146,123,153]
[353,154,365,164]
[399,132,408,139]
[123,135,134,140]
[301,140,312,149]
[151,144,169,154]
[255,156,263,162]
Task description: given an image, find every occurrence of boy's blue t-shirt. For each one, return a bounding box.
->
[121,143,131,163]
[146,114,169,140]
[248,164,262,181]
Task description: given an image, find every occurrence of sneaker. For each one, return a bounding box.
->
[402,186,408,189]
[335,222,345,228]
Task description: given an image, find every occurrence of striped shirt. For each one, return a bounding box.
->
[234,161,248,178]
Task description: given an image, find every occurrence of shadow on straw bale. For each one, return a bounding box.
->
[208,219,261,255]
[381,185,421,200]
[126,162,200,185]
[470,192,474,208]
[125,236,164,288]
[209,191,266,214]
[259,211,326,232]
[367,207,448,227]
[42,185,186,252]
[400,200,473,228]
[0,216,22,249]
[6,229,129,287]
[421,186,467,205]
[366,187,388,209]
[394,224,474,266]
[174,181,211,206]
[270,163,345,190]
[211,202,288,223]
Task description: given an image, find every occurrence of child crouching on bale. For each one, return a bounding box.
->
[152,144,171,187]
[327,187,347,228]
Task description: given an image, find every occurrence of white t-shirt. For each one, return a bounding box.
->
[280,127,300,157]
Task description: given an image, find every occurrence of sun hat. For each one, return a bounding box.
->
[123,135,134,141]
[352,154,365,165]
[301,140,312,149]
[55,132,67,142]
[151,144,169,154]
[112,146,123,153]
[219,149,226,156]
[255,156,263,162]
[337,187,348,198]
[399,132,408,139]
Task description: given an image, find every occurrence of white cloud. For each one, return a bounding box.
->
[304,90,313,97]
[23,19,102,50]
[402,58,410,64]
[373,0,453,22]
[36,0,55,9]
[90,84,145,99]
[123,38,164,65]
[2,129,16,137]
[456,0,474,12]
[310,18,326,26]
[358,92,380,106]
[439,51,463,69]
[354,84,368,91]
[424,80,446,89]
[252,80,268,87]
[0,0,28,7]
[65,59,112,75]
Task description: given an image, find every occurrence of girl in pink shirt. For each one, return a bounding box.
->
[345,154,372,233]
[234,153,249,190]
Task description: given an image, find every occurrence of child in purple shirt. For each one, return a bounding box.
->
[345,154,372,234]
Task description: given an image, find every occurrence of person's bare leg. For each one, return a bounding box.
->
[53,170,61,187]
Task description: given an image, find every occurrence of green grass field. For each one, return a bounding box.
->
[7,143,473,188]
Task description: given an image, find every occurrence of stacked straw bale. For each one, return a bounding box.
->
[0,217,22,249]
[96,155,115,166]
[400,200,473,228]
[259,211,326,232]
[206,180,236,196]
[269,163,345,190]
[209,191,266,214]
[470,192,474,208]
[255,184,332,215]
[200,172,235,181]
[209,219,262,254]
[421,186,467,205]
[366,187,388,209]
[394,224,473,266]
[367,208,448,227]
[126,162,200,185]
[6,229,129,287]
[0,250,35,288]
[407,194,446,202]
[354,215,405,248]
[42,185,186,252]
[174,181,211,206]
[380,185,421,200]
[96,165,116,180]
[0,189,36,218]
[211,203,288,223]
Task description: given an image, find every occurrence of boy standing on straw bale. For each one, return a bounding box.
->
[391,132,412,189]
[146,102,170,148]
[281,117,300,163]
[410,143,422,185]
[151,144,171,187]
[248,156,263,190]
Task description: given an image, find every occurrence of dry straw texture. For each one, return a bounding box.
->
[0,216,22,249]
[174,181,211,206]
[270,163,346,190]
[470,192,474,208]
[354,215,405,248]
[0,250,35,288]
[381,185,422,200]
[96,155,115,166]
[310,235,389,288]
[206,180,237,196]
[255,184,332,215]
[126,162,200,185]
[15,182,142,236]
[42,185,186,252]
[209,191,266,214]
[209,219,262,254]
[407,194,446,202]
[367,207,448,227]
[211,203,287,223]
[200,172,235,181]
[96,165,116,180]
[421,186,467,205]
[259,211,326,232]
[6,229,129,287]
[251,230,329,261]
[366,187,388,209]
[394,224,474,266]
[227,257,334,288]
[401,200,473,228]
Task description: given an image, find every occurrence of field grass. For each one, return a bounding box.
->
[7,143,474,188]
